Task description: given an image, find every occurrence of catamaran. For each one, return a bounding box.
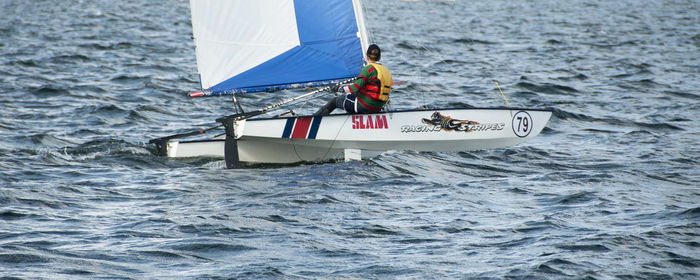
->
[150,0,552,168]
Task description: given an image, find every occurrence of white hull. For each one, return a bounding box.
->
[163,108,552,164]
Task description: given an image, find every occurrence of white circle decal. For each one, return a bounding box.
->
[512,111,533,138]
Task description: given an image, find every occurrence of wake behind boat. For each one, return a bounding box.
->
[149,0,552,168]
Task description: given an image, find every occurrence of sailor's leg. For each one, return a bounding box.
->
[340,94,358,114]
[314,96,338,116]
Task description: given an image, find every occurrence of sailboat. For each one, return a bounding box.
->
[150,0,552,168]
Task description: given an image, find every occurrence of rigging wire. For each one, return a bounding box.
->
[322,115,352,160]
[493,81,511,108]
[291,114,352,163]
[493,80,513,118]
[415,42,452,108]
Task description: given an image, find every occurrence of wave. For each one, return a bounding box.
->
[556,244,611,252]
[395,41,423,51]
[452,38,497,45]
[551,108,685,132]
[48,54,92,64]
[172,242,255,253]
[29,85,70,97]
[0,210,39,221]
[665,90,699,100]
[580,40,639,48]
[517,81,580,96]
[555,73,589,81]
[0,253,51,264]
[77,42,133,51]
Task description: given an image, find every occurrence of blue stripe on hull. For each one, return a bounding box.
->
[282,118,295,138]
[308,117,322,139]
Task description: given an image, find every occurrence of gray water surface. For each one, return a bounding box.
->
[1,0,698,279]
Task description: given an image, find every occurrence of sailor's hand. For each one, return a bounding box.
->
[329,84,340,92]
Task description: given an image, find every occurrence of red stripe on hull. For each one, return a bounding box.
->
[291,117,313,139]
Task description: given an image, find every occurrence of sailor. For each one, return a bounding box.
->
[315,44,393,116]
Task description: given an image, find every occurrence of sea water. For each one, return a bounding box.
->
[0,0,697,278]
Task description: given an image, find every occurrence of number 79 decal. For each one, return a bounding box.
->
[512,111,533,138]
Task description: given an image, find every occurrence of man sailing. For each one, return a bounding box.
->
[315,44,393,116]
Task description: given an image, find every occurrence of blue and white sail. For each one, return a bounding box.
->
[189,0,369,96]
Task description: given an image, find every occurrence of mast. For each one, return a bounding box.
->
[352,0,370,59]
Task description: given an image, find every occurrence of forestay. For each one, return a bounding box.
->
[189,0,369,96]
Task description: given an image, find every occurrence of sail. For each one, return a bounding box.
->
[189,0,368,96]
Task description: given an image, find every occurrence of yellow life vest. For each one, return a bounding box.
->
[369,62,393,102]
